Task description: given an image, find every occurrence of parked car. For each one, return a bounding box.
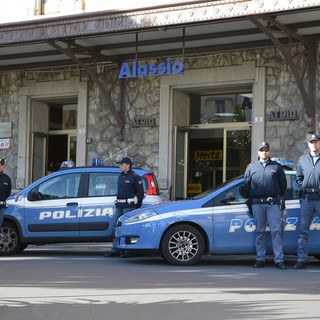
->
[115,171,319,266]
[0,166,163,255]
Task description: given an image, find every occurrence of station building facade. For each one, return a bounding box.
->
[0,1,319,200]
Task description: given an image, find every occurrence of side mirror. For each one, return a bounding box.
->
[28,189,41,201]
[220,196,236,204]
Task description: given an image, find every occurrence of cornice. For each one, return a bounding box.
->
[0,0,319,45]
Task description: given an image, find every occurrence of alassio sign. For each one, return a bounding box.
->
[118,58,184,78]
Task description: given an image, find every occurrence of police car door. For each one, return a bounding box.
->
[79,171,117,240]
[212,183,256,254]
[24,172,82,238]
[282,171,303,254]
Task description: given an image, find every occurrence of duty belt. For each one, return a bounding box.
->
[304,188,320,193]
[252,197,279,205]
[116,198,135,203]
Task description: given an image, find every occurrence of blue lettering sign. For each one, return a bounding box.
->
[118,62,131,78]
[118,58,184,78]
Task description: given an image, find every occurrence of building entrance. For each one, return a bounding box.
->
[174,124,251,199]
[172,90,252,200]
[31,100,77,182]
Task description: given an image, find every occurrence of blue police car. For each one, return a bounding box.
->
[115,171,320,266]
[0,166,162,255]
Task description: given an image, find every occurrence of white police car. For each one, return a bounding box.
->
[115,171,320,266]
[0,166,163,255]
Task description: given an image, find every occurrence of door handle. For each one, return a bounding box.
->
[66,202,78,206]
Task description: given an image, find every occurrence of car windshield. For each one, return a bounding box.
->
[190,175,243,200]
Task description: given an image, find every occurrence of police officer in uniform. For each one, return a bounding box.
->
[105,157,144,257]
[243,142,287,269]
[294,134,320,269]
[0,158,12,234]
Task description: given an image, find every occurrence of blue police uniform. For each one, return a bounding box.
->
[0,163,12,230]
[116,169,144,210]
[244,158,287,267]
[112,168,144,241]
[106,157,144,257]
[295,146,320,267]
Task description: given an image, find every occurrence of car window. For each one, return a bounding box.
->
[192,176,242,200]
[88,172,118,197]
[203,183,247,207]
[140,176,150,194]
[284,173,301,200]
[28,173,81,201]
[212,183,247,206]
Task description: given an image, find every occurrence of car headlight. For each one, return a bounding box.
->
[125,209,157,224]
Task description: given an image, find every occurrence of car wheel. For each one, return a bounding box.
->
[0,222,24,255]
[161,224,205,266]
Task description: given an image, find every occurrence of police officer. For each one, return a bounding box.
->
[294,134,320,269]
[243,142,287,269]
[0,158,12,233]
[105,157,144,257]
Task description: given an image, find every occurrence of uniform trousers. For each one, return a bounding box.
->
[252,203,284,263]
[296,198,320,262]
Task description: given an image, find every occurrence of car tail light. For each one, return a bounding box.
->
[143,173,159,195]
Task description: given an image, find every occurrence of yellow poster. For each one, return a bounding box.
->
[194,150,223,161]
[188,183,202,194]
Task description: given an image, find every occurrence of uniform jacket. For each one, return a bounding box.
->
[116,169,144,209]
[296,154,320,199]
[243,159,287,199]
[0,171,12,208]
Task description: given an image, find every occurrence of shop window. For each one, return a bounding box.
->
[49,104,77,130]
[63,109,76,129]
[190,93,252,124]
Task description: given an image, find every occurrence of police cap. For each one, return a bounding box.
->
[307,134,320,142]
[257,142,270,151]
[116,157,133,165]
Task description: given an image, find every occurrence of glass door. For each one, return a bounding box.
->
[69,135,77,164]
[188,127,224,198]
[223,124,251,182]
[176,123,251,199]
[32,133,47,182]
[173,126,188,200]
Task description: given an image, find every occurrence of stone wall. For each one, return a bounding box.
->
[0,73,24,186]
[0,44,318,188]
[86,67,160,172]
